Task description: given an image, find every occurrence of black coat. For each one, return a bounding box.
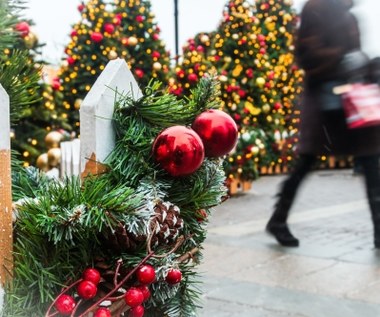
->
[295,0,380,156]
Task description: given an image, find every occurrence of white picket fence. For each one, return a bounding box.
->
[0,59,143,310]
[60,58,142,178]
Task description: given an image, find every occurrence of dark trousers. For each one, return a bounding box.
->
[270,154,380,227]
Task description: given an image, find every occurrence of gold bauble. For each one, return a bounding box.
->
[200,34,210,43]
[74,98,83,110]
[47,148,61,167]
[256,77,265,87]
[108,50,118,60]
[262,103,271,113]
[45,131,63,149]
[128,36,138,46]
[36,153,49,172]
[153,62,162,70]
[24,32,38,49]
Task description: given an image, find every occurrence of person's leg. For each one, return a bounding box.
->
[356,155,380,248]
[266,154,317,247]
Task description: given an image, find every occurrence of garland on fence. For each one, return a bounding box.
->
[5,75,233,317]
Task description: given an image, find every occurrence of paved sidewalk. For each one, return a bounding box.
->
[199,169,380,317]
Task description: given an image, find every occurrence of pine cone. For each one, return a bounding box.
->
[103,223,145,253]
[150,201,184,247]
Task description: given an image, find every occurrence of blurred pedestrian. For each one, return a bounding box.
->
[266,0,380,248]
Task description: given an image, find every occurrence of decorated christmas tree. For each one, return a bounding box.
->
[5,60,238,316]
[254,0,303,169]
[0,2,43,161]
[168,32,216,97]
[58,0,171,134]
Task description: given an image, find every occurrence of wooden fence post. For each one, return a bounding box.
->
[80,58,142,177]
[0,84,12,308]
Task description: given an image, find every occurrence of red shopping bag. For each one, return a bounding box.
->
[342,83,380,129]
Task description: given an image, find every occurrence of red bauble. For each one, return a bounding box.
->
[136,15,145,23]
[166,269,182,285]
[82,268,101,285]
[187,73,198,82]
[151,51,161,59]
[51,79,61,91]
[129,305,144,317]
[77,280,97,299]
[78,4,85,11]
[134,68,144,79]
[70,30,78,37]
[136,264,156,285]
[55,294,76,315]
[137,285,151,302]
[104,23,115,34]
[274,102,282,110]
[67,56,76,65]
[91,32,103,43]
[192,109,238,157]
[15,21,30,37]
[94,307,111,317]
[152,126,205,177]
[125,287,144,308]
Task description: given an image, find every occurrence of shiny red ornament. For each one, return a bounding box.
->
[136,15,145,23]
[91,32,103,43]
[70,30,78,37]
[192,109,238,157]
[152,126,205,177]
[94,307,111,317]
[51,79,61,91]
[82,268,101,285]
[166,269,182,285]
[15,21,30,37]
[187,73,198,82]
[125,287,144,308]
[129,305,144,317]
[274,102,282,110]
[67,56,76,65]
[104,23,115,34]
[77,280,97,299]
[134,68,144,79]
[78,3,85,11]
[136,264,156,285]
[152,50,161,59]
[55,294,76,315]
[152,33,160,41]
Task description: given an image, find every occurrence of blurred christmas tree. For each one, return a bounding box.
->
[4,70,235,316]
[0,1,45,162]
[168,32,216,97]
[58,0,171,135]
[254,0,303,170]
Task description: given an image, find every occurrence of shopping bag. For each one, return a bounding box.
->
[342,83,380,129]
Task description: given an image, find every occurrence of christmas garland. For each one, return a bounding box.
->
[6,76,237,317]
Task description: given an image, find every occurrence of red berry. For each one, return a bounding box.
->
[55,294,76,315]
[136,265,156,285]
[137,285,151,302]
[77,280,97,299]
[125,287,144,308]
[83,268,101,285]
[129,305,144,317]
[94,307,111,317]
[165,269,182,285]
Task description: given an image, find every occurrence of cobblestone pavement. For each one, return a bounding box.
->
[198,169,380,317]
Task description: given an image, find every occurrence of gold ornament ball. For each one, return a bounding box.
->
[108,50,118,60]
[74,98,83,110]
[262,103,271,113]
[153,62,162,70]
[24,32,38,49]
[128,36,138,46]
[256,77,265,87]
[45,131,63,149]
[36,153,49,172]
[47,148,61,167]
[200,34,209,43]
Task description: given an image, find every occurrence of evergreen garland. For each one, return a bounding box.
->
[5,75,228,316]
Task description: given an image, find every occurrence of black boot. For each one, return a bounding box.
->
[266,221,299,247]
[368,187,380,249]
[266,196,299,247]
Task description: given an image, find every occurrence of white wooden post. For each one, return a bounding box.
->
[80,58,142,178]
[0,84,12,309]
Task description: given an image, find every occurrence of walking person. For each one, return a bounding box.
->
[266,0,380,248]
